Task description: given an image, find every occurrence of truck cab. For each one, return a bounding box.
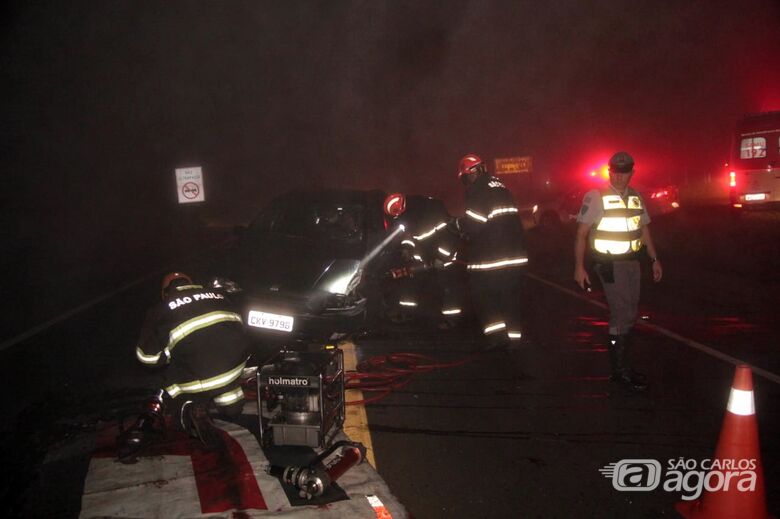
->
[729,111,780,208]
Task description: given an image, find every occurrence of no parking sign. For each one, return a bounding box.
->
[175,167,205,204]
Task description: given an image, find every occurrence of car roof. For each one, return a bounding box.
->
[278,188,386,204]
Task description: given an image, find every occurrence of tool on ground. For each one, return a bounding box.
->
[257,348,345,448]
[268,440,366,500]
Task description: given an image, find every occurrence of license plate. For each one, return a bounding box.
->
[247,310,294,332]
[745,193,767,201]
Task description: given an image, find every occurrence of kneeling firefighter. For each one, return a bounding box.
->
[383,193,465,324]
[117,272,250,462]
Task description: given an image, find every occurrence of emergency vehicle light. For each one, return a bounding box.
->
[729,171,736,188]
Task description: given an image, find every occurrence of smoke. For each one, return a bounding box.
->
[2,0,779,336]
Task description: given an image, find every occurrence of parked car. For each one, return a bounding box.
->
[534,180,680,229]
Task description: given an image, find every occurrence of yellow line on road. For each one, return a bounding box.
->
[340,340,377,468]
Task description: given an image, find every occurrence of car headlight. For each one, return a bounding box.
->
[314,260,362,295]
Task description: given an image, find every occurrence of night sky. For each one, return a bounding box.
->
[2,1,779,335]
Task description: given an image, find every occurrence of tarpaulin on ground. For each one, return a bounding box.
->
[77,416,407,518]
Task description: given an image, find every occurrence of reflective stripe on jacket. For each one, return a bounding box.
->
[463,176,528,270]
[136,310,243,365]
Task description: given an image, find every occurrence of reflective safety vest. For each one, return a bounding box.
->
[591,188,644,259]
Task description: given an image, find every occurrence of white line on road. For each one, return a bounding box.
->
[0,248,218,353]
[0,271,162,352]
[526,272,780,386]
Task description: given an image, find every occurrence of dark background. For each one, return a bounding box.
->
[2,0,779,340]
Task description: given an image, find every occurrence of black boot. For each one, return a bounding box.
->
[181,401,221,449]
[608,334,647,392]
[117,391,166,463]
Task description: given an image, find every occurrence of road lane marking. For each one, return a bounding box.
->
[0,270,164,352]
[0,248,216,352]
[340,340,377,468]
[525,272,780,386]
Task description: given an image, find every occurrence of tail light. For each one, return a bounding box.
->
[729,171,736,188]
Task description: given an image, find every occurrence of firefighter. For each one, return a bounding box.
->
[574,151,663,392]
[456,154,529,350]
[383,193,465,325]
[117,272,250,462]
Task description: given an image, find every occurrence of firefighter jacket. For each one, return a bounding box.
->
[397,197,461,268]
[460,175,528,271]
[135,284,249,400]
[590,186,644,261]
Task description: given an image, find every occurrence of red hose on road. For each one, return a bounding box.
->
[345,352,474,405]
[240,351,476,405]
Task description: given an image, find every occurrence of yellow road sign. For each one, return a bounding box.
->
[495,156,532,175]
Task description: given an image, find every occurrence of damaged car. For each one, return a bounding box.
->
[214,189,406,342]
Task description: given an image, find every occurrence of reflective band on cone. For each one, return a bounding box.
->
[727,388,755,416]
[675,364,770,519]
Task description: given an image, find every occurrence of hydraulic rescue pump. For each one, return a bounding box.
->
[257,348,345,448]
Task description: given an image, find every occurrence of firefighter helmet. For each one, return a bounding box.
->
[383,193,406,218]
[161,272,192,299]
[457,154,486,183]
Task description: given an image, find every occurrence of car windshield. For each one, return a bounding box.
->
[274,202,364,244]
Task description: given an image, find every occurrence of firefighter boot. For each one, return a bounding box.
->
[608,334,647,392]
[117,391,165,464]
[181,401,221,449]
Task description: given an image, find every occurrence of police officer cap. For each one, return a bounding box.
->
[608,151,634,173]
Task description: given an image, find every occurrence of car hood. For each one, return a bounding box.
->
[231,239,366,296]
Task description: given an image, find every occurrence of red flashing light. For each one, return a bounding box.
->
[586,165,610,181]
[729,171,736,188]
[650,189,669,199]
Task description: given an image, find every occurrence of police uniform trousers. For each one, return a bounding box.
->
[595,259,641,335]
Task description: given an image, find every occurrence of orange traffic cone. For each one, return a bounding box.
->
[676,365,771,519]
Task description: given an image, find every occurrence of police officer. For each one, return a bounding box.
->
[117,272,250,462]
[574,151,663,392]
[456,154,529,350]
[383,193,465,323]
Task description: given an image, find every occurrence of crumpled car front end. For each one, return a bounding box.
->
[241,259,369,342]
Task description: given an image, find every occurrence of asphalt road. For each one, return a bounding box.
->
[1,204,778,517]
[361,205,780,517]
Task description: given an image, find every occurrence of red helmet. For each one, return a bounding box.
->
[161,271,192,300]
[383,193,406,218]
[457,154,486,182]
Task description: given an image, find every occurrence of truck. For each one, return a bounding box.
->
[728,111,780,208]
